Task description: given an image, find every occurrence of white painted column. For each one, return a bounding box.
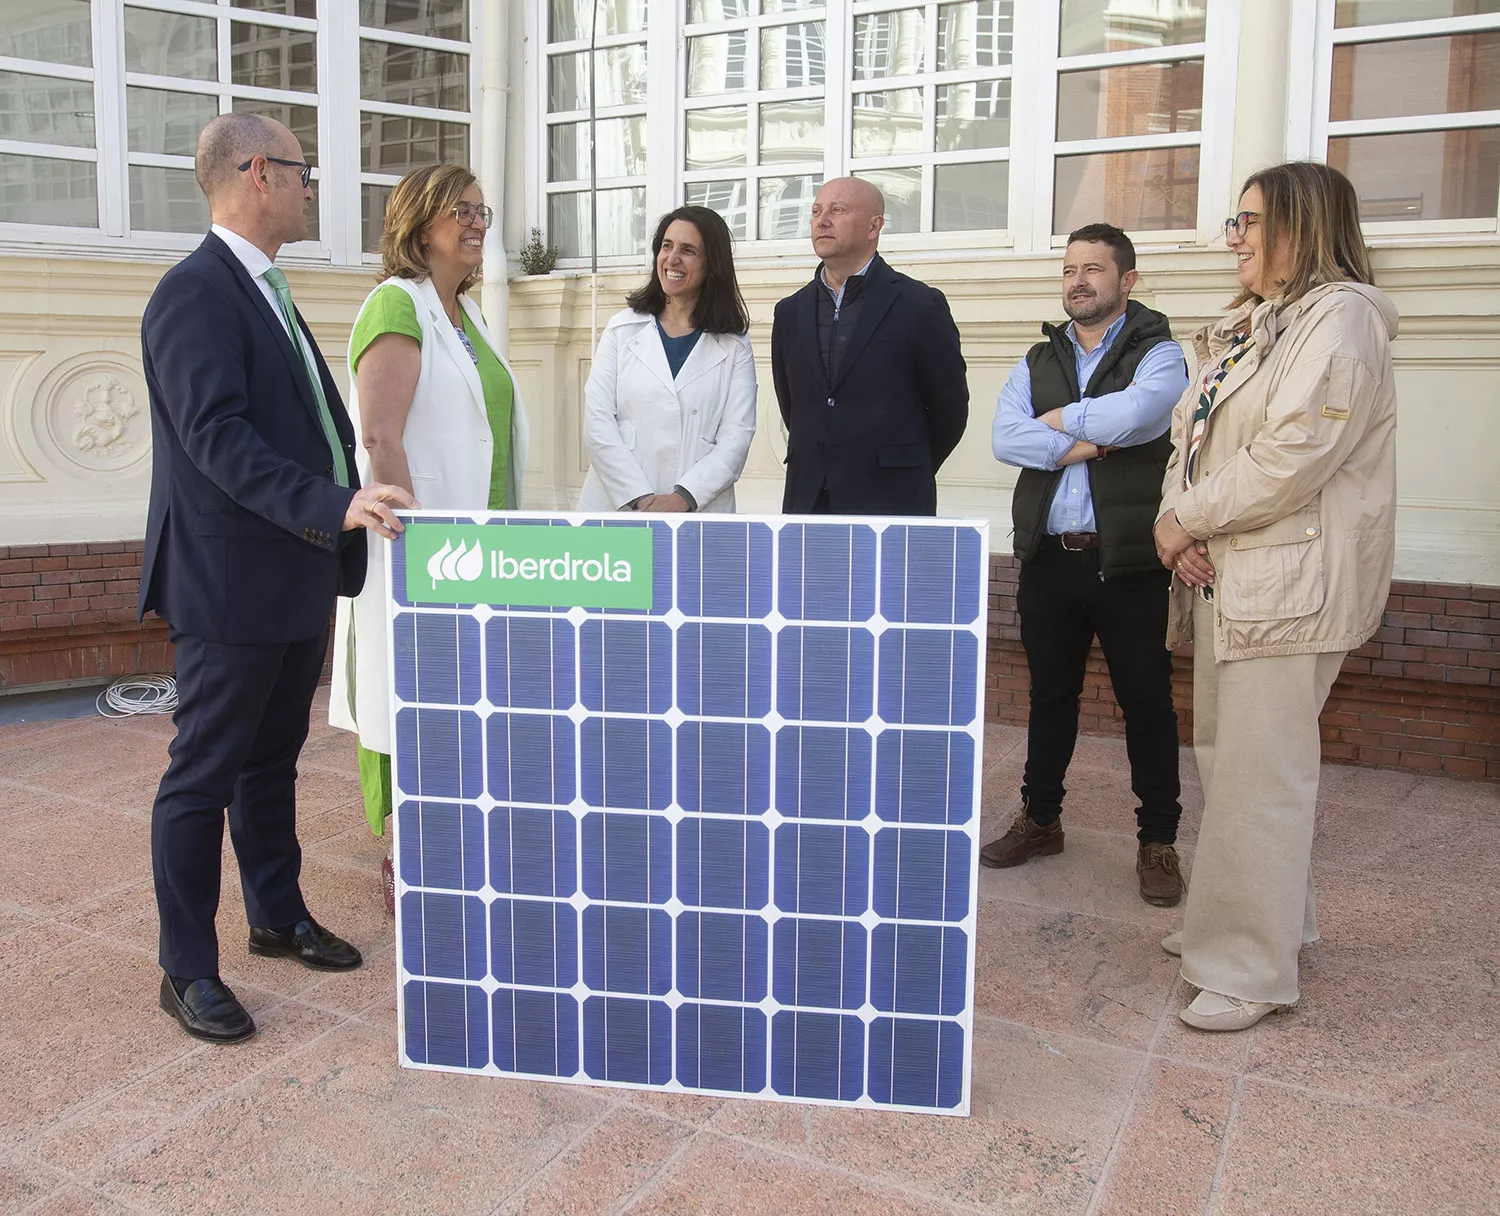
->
[1229,0,1292,195]
[479,0,510,352]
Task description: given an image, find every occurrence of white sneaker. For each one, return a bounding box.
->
[1179,989,1291,1032]
[1161,931,1181,957]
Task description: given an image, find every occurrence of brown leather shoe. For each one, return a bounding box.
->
[1137,843,1184,906]
[980,810,1064,868]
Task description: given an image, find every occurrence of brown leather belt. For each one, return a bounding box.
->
[1055,532,1100,551]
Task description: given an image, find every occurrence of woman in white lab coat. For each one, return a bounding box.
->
[576,205,756,513]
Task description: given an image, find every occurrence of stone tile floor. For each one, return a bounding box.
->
[1,690,1497,1215]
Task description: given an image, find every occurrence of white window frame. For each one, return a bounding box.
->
[1291,2,1500,239]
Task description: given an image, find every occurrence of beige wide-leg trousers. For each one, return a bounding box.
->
[1179,594,1346,1006]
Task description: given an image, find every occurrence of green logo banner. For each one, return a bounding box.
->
[403,522,654,608]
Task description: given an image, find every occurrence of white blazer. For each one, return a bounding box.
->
[329,275,530,754]
[576,308,756,513]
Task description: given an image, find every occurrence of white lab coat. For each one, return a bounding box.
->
[576,308,757,513]
[329,275,529,754]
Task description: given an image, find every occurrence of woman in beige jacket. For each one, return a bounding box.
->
[1153,161,1398,1031]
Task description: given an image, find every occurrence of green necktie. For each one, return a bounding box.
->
[262,265,349,487]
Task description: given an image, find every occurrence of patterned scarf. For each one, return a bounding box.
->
[1184,331,1252,488]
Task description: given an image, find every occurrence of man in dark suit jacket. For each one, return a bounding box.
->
[772,177,969,516]
[140,114,414,1043]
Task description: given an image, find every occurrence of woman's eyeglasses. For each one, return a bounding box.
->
[451,203,494,228]
[237,155,313,188]
[1223,211,1260,240]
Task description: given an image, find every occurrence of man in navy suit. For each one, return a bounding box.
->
[772,177,969,516]
[140,114,414,1042]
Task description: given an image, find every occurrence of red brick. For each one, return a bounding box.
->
[1445,632,1492,649]
[30,557,66,572]
[46,543,90,557]
[1467,651,1500,669]
[64,553,106,570]
[1399,751,1444,771]
[1322,741,1358,761]
[1397,596,1444,614]
[1356,746,1400,766]
[1370,660,1403,677]
[1435,614,1500,634]
[1403,629,1449,646]
[0,559,34,575]
[1442,600,1487,618]
[1448,667,1492,685]
[1384,611,1432,629]
[1402,664,1446,680]
[1441,756,1487,778]
[1420,647,1470,665]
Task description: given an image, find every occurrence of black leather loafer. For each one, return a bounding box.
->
[248,918,362,970]
[159,974,256,1043]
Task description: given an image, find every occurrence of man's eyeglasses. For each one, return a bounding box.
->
[238,155,313,188]
[451,203,493,228]
[1223,211,1260,240]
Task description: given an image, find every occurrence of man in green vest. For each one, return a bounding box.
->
[982,224,1190,906]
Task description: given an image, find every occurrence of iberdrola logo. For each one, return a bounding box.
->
[426,538,484,589]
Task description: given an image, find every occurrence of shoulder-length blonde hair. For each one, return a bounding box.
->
[379,164,482,294]
[1233,161,1373,308]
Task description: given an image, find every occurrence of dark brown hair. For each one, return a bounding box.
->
[625,206,749,335]
[1066,222,1136,274]
[1233,161,1373,307]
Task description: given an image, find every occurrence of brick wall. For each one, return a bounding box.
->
[985,555,1500,782]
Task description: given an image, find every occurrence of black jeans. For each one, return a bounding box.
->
[1017,541,1181,844]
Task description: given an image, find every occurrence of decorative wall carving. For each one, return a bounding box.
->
[27,355,152,478]
[67,375,142,468]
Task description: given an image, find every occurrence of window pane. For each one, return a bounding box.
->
[549,45,648,110]
[852,89,924,157]
[234,0,317,18]
[688,0,750,17]
[1328,127,1500,220]
[0,71,95,148]
[0,152,95,226]
[935,160,1005,229]
[759,173,820,238]
[361,113,469,174]
[550,0,647,41]
[1053,146,1198,232]
[127,87,217,156]
[361,0,469,41]
[936,80,1009,151]
[232,23,317,93]
[549,186,646,257]
[762,23,825,88]
[124,8,217,81]
[937,2,1012,70]
[856,166,920,233]
[130,164,210,233]
[233,99,318,159]
[0,0,92,68]
[1058,0,1205,57]
[761,99,823,163]
[685,179,748,238]
[1056,60,1203,142]
[548,115,646,180]
[1331,34,1500,123]
[687,33,749,96]
[853,10,925,81]
[364,182,392,252]
[1335,1,1500,26]
[360,41,465,109]
[761,0,820,12]
[686,107,748,168]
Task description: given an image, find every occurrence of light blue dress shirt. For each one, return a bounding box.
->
[991,311,1188,535]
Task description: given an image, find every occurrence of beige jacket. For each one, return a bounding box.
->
[1158,281,1398,661]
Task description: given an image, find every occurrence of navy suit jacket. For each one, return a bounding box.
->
[772,254,969,516]
[138,232,365,644]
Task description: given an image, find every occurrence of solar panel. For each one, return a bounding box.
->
[387,513,988,1115]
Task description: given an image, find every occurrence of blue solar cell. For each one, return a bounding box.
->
[867,1017,964,1109]
[872,827,972,922]
[677,912,768,1002]
[677,819,770,910]
[676,1004,767,1093]
[677,520,773,617]
[579,619,673,713]
[492,989,579,1078]
[771,918,866,1010]
[582,996,672,1084]
[772,823,869,916]
[771,1011,865,1101]
[878,525,984,625]
[877,630,979,726]
[397,708,484,799]
[776,627,875,722]
[582,905,672,995]
[400,891,488,981]
[874,730,976,825]
[773,726,873,820]
[404,979,488,1069]
[489,898,578,988]
[399,612,482,705]
[398,799,486,891]
[677,722,771,816]
[776,523,877,622]
[487,806,578,897]
[484,616,576,709]
[581,811,672,904]
[869,924,968,1016]
[580,717,673,810]
[486,712,576,804]
[677,623,773,717]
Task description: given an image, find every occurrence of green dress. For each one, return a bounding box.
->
[349,282,515,834]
